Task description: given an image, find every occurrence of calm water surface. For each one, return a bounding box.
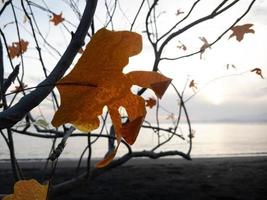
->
[0,123,267,159]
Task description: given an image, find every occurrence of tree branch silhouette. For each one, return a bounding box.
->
[0,0,98,129]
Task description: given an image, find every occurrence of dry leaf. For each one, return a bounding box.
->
[188,129,196,139]
[126,71,171,99]
[50,12,64,26]
[3,179,48,200]
[199,37,210,59]
[176,9,184,16]
[145,97,157,109]
[51,28,171,167]
[226,64,236,70]
[229,23,255,42]
[23,15,28,23]
[177,41,187,51]
[8,39,29,59]
[251,68,264,79]
[189,80,197,91]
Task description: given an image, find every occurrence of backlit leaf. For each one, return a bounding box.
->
[50,12,64,26]
[51,28,171,167]
[126,71,171,98]
[229,23,255,42]
[3,179,48,200]
[96,150,117,168]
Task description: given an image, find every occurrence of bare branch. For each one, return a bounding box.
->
[0,0,11,16]
[161,0,256,61]
[0,0,98,129]
[158,0,201,41]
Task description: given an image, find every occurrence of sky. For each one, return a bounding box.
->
[0,0,267,123]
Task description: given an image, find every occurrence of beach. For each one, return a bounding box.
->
[0,156,267,200]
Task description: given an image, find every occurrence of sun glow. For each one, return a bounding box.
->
[202,84,225,105]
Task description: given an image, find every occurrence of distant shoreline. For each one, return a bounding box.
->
[1,155,267,169]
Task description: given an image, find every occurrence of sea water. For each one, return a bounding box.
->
[0,123,267,160]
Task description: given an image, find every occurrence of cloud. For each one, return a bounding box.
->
[248,0,267,25]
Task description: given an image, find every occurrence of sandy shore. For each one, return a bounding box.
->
[1,156,267,200]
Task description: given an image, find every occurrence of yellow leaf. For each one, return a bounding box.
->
[3,179,48,200]
[51,28,171,167]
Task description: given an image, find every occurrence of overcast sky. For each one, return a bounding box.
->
[1,0,266,123]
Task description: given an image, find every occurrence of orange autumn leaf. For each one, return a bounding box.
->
[8,39,29,59]
[251,68,264,79]
[51,28,171,167]
[96,150,117,168]
[145,97,157,109]
[126,71,171,99]
[3,179,48,200]
[50,12,64,26]
[229,23,255,42]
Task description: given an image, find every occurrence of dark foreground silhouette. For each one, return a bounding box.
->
[1,157,267,200]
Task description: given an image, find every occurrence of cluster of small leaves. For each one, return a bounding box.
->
[8,40,29,59]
